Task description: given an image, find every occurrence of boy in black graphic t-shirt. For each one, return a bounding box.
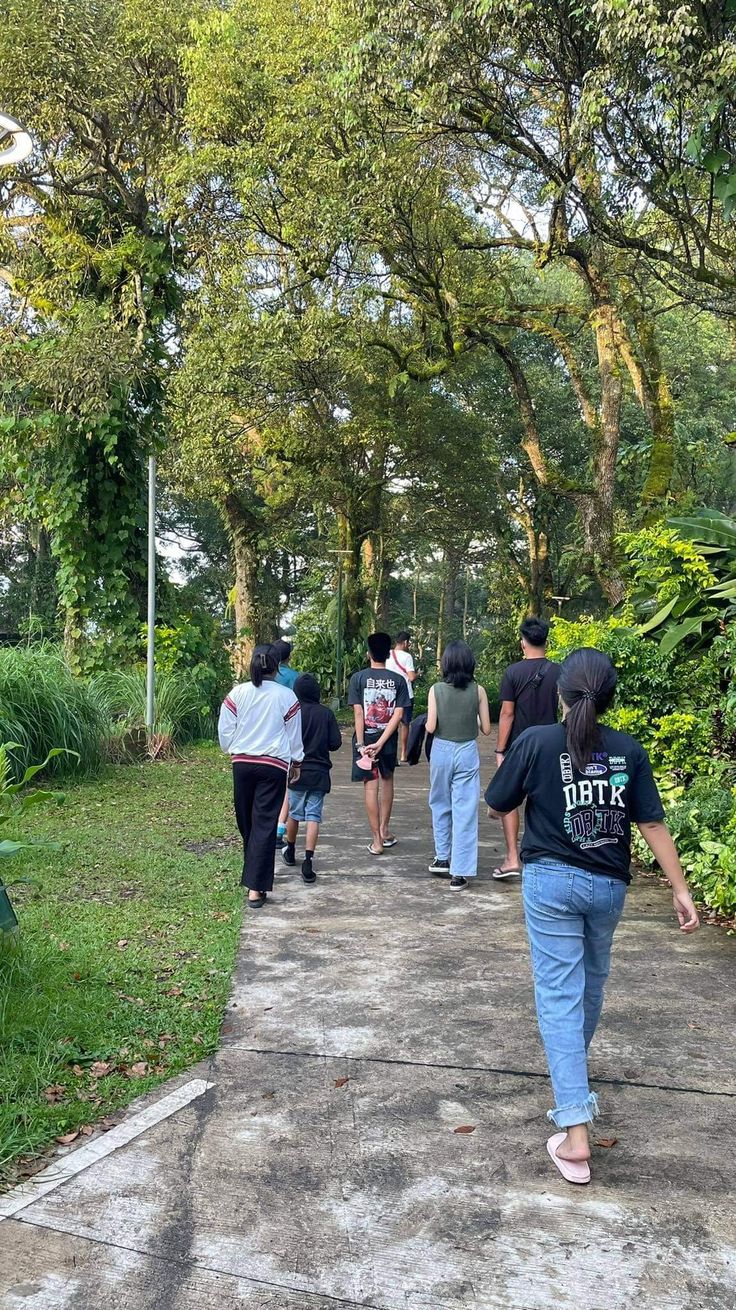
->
[348,632,410,857]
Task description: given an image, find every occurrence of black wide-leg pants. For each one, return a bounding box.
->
[232,761,287,892]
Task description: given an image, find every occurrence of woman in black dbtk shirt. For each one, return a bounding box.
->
[486,647,699,1187]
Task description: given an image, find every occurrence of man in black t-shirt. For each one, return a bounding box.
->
[494,616,560,879]
[348,632,410,857]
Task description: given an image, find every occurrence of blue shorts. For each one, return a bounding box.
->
[288,788,325,823]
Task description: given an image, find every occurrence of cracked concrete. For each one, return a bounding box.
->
[1,740,735,1309]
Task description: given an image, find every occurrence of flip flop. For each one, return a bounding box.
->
[546,1133,591,1185]
[382,837,398,848]
[492,866,521,880]
[366,844,384,855]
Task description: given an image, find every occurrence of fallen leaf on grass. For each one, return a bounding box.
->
[210,911,230,921]
[334,1077,349,1089]
[125,1062,149,1079]
[71,1065,85,1078]
[595,1138,618,1149]
[166,985,184,997]
[43,1085,66,1103]
[99,1116,123,1132]
[116,939,129,949]
[453,1125,476,1135]
[80,1125,94,1136]
[192,1033,204,1045]
[89,1061,113,1079]
[55,1131,80,1145]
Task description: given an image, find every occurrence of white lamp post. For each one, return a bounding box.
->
[0,113,32,167]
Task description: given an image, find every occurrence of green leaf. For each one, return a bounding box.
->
[702,148,731,173]
[669,512,736,549]
[659,614,715,655]
[637,595,677,634]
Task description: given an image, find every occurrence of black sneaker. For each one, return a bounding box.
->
[301,859,317,885]
[428,856,450,876]
[281,844,296,867]
[449,876,468,890]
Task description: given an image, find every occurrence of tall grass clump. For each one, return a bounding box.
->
[89,668,211,751]
[0,644,106,780]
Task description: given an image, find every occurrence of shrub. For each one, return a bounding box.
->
[138,617,232,717]
[638,768,736,918]
[89,669,211,750]
[0,645,105,780]
[548,617,682,717]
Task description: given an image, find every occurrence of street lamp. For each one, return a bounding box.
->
[146,457,156,732]
[0,114,32,167]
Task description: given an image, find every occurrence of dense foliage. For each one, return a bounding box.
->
[0,3,735,911]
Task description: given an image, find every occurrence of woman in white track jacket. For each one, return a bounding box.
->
[218,644,304,909]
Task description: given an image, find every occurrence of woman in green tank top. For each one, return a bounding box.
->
[425,640,492,889]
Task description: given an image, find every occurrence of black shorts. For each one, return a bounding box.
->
[351,732,398,782]
[402,702,414,727]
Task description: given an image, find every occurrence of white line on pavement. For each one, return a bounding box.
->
[0,1078,214,1222]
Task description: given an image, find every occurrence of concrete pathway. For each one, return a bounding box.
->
[2,741,735,1309]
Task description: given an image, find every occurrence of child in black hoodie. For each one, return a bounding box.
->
[281,673,342,883]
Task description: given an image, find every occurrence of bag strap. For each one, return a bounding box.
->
[516,659,550,701]
[391,649,410,677]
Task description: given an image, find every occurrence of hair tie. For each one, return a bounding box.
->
[259,652,267,669]
[581,690,596,702]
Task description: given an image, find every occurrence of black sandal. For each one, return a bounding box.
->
[248,892,268,909]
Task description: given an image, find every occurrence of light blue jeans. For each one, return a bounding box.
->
[522,859,627,1129]
[428,738,480,877]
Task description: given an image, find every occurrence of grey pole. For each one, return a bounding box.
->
[145,455,156,732]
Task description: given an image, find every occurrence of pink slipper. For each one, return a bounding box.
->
[546,1133,591,1185]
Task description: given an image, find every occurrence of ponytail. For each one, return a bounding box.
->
[558,648,617,773]
[250,643,279,687]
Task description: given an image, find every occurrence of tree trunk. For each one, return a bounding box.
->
[582,302,626,605]
[337,511,366,642]
[435,556,445,667]
[615,300,676,511]
[224,495,272,676]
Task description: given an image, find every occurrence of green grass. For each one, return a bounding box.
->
[0,743,243,1187]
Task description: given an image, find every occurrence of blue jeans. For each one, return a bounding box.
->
[522,860,627,1129]
[428,738,480,877]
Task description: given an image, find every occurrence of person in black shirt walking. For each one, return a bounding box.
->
[486,647,699,1186]
[281,674,342,883]
[494,616,560,879]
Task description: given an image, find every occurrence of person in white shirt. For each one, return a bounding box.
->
[386,631,417,764]
[218,644,304,910]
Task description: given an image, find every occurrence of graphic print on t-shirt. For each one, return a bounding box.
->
[364,677,398,730]
[561,749,628,851]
